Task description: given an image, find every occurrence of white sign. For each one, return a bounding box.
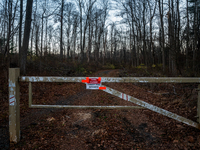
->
[86,78,101,89]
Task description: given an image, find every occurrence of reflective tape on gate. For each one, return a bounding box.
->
[122,93,129,101]
[9,95,15,105]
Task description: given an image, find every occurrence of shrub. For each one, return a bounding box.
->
[103,63,115,69]
[152,64,156,68]
[136,64,147,69]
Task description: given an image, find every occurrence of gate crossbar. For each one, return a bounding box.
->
[20,76,200,83]
[30,105,145,109]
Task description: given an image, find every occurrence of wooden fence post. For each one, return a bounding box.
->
[198,84,200,123]
[9,68,20,143]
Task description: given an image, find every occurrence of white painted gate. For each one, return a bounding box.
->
[9,68,200,143]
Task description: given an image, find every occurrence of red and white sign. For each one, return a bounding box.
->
[88,78,101,84]
[86,78,101,89]
[82,77,106,90]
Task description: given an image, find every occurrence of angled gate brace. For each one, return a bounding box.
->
[102,85,200,129]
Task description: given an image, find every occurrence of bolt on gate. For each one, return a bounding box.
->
[9,68,200,143]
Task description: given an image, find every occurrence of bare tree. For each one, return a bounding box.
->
[76,0,84,61]
[147,0,157,65]
[72,12,79,62]
[19,0,23,64]
[65,3,74,59]
[60,0,64,59]
[20,0,33,75]
[158,0,165,72]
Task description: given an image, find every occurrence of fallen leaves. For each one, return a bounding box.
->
[92,129,106,136]
[173,139,179,143]
[47,117,55,122]
[188,136,195,143]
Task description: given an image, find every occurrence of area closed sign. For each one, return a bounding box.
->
[86,78,101,89]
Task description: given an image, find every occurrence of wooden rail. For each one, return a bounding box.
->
[20,76,200,83]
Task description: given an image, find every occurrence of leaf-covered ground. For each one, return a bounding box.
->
[1,69,200,150]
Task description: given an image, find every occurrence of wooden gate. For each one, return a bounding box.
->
[9,68,200,143]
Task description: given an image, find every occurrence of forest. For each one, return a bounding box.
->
[0,0,199,76]
[1,0,200,149]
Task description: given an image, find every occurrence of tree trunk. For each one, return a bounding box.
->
[168,0,171,72]
[158,0,165,72]
[193,0,197,73]
[77,0,83,62]
[41,14,44,57]
[175,0,180,75]
[60,0,64,59]
[110,24,114,63]
[136,29,139,66]
[19,0,23,65]
[72,21,77,62]
[3,0,7,58]
[103,29,107,65]
[143,1,147,66]
[35,24,39,56]
[5,0,12,57]
[20,0,33,75]
[88,21,92,63]
[30,23,34,59]
[45,18,48,55]
[186,0,189,69]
